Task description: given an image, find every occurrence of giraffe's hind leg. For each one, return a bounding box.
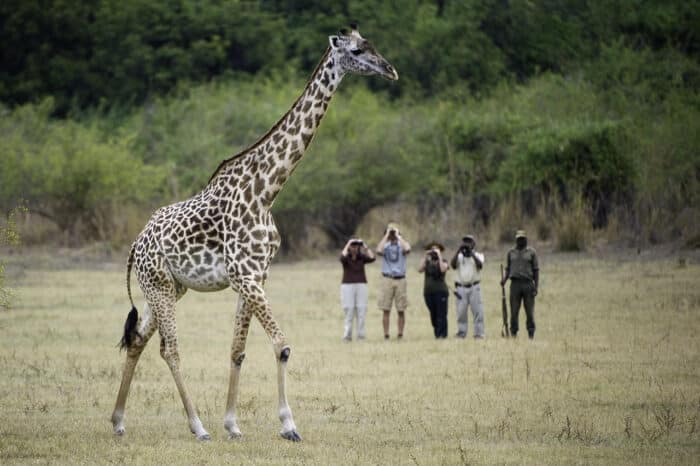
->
[151,286,211,440]
[111,302,158,435]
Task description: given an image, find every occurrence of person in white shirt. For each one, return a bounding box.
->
[450,235,485,339]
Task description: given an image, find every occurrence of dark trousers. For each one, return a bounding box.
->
[424,291,448,338]
[509,279,535,337]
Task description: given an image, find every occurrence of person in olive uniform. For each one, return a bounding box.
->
[500,230,539,339]
[418,241,449,338]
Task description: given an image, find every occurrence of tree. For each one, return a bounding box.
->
[0,207,24,309]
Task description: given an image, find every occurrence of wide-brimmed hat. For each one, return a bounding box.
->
[462,234,475,244]
[515,230,527,239]
[424,241,445,251]
[385,222,401,235]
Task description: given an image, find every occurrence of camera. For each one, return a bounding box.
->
[427,250,439,261]
[350,240,363,246]
[460,245,472,256]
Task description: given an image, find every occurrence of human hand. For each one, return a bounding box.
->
[532,287,538,297]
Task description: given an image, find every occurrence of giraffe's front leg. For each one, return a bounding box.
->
[224,297,251,439]
[277,345,301,441]
[237,276,301,442]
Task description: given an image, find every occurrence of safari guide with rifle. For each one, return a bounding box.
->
[500,230,540,339]
[450,234,485,339]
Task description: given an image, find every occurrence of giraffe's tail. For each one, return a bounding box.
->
[119,242,139,350]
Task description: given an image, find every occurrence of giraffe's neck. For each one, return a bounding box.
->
[209,48,344,209]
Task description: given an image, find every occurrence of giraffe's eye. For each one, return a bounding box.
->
[350,49,363,56]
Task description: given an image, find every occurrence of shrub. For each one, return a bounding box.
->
[0,206,24,309]
[554,193,592,252]
[0,100,167,242]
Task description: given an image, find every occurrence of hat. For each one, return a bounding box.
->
[462,234,475,244]
[515,230,527,239]
[424,241,445,251]
[386,222,401,235]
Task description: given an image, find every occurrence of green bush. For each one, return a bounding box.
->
[554,193,592,252]
[0,206,23,309]
[0,99,167,241]
[2,39,698,250]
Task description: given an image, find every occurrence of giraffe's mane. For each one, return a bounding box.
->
[207,46,333,185]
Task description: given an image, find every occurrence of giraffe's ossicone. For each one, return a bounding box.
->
[111,24,398,441]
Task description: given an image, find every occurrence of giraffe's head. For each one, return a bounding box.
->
[329,24,398,81]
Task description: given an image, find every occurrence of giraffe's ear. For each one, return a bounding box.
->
[329,35,340,49]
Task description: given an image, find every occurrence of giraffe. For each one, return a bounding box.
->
[111,25,398,442]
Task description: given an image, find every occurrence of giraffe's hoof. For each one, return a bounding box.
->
[196,432,212,441]
[280,429,302,442]
[227,431,243,441]
[114,426,125,436]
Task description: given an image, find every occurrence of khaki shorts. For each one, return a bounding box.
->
[378,276,408,312]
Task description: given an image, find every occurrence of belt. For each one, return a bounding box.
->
[455,281,480,288]
[383,274,405,280]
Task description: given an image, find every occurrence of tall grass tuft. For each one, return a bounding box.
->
[554,193,592,252]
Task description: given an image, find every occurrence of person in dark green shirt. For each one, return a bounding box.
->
[500,230,539,339]
[418,241,449,338]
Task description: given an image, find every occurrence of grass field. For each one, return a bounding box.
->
[1,249,699,465]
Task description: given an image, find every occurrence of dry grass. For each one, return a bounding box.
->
[1,251,699,465]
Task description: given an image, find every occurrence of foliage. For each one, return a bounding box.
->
[0,99,167,240]
[554,193,592,252]
[0,0,285,114]
[0,1,699,247]
[3,1,698,112]
[0,206,24,309]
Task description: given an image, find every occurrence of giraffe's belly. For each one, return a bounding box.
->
[167,256,230,292]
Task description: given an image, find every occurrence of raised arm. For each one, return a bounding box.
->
[450,250,460,269]
[376,232,389,255]
[397,233,411,255]
[341,239,353,257]
[418,252,427,273]
[436,249,448,272]
[361,240,375,261]
[473,251,484,270]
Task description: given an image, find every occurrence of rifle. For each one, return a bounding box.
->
[500,264,510,337]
